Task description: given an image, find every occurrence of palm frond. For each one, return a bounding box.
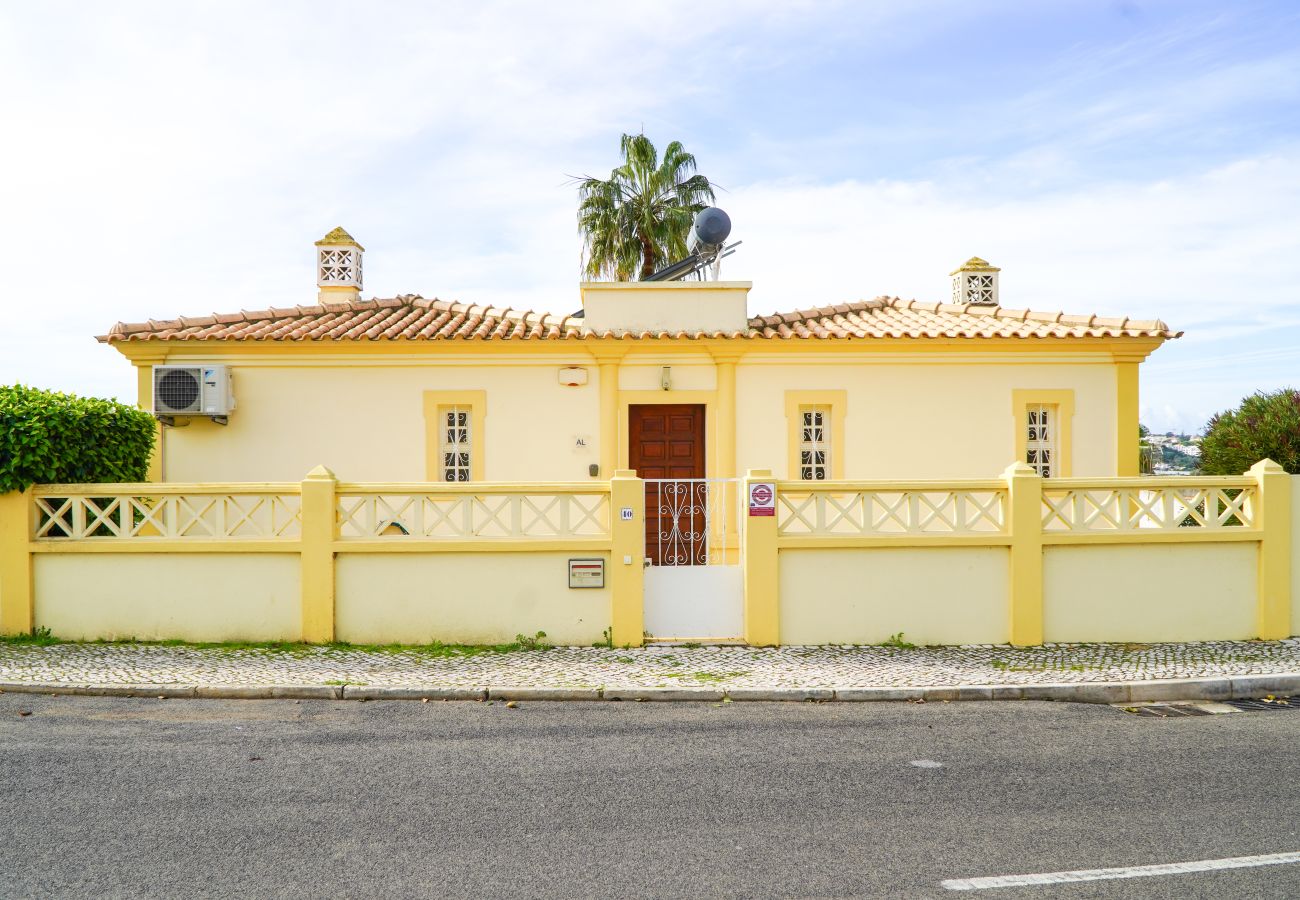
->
[574,133,717,280]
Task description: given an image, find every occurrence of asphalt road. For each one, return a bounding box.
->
[0,694,1297,899]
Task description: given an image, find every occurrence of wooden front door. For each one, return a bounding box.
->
[629,404,706,565]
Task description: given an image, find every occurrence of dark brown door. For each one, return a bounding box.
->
[629,404,706,565]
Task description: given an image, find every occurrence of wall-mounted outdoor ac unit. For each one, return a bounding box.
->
[153,365,235,417]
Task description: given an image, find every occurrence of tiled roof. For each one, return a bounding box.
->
[99,295,1180,343]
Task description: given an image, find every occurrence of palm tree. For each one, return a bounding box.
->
[575,134,716,281]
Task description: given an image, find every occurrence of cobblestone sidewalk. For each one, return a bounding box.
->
[2,639,1299,692]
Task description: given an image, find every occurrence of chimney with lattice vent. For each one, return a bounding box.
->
[316,227,364,304]
[950,256,1000,306]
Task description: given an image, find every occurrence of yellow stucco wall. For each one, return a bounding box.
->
[1292,477,1300,636]
[147,347,1127,483]
[581,282,750,334]
[737,356,1118,479]
[1043,544,1257,642]
[335,552,611,645]
[778,547,1010,645]
[159,359,602,483]
[34,554,300,642]
[619,358,718,392]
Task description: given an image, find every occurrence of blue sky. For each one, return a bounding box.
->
[2,0,1298,432]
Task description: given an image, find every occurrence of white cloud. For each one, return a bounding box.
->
[721,153,1300,432]
[1,1,1296,438]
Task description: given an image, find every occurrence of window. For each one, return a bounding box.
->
[1013,390,1073,478]
[1025,404,1056,477]
[784,391,845,480]
[439,406,472,482]
[423,391,486,482]
[799,406,831,481]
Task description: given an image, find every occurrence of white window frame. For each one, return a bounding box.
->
[439,405,473,482]
[799,405,831,481]
[1025,403,1057,478]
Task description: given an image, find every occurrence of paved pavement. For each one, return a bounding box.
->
[1,694,1298,898]
[2,639,1299,696]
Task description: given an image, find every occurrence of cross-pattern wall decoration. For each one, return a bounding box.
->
[317,247,362,288]
[33,493,302,540]
[777,488,1007,536]
[1041,485,1256,531]
[335,491,610,539]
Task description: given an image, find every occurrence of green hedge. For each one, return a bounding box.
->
[1201,388,1300,476]
[0,384,156,493]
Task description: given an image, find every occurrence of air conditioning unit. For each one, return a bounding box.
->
[153,365,235,418]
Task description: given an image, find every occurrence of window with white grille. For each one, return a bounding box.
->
[439,407,472,482]
[1025,404,1056,478]
[799,407,831,481]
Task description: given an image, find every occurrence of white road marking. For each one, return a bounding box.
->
[909,759,944,768]
[941,850,1300,891]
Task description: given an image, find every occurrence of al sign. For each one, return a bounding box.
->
[748,482,775,517]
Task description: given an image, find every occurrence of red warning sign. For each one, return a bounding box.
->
[749,482,775,516]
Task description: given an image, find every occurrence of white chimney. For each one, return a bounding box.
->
[950,256,1000,306]
[316,226,364,303]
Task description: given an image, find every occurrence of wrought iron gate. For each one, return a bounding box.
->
[643,478,744,640]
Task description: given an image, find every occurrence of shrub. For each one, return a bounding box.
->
[1200,388,1300,475]
[0,384,156,493]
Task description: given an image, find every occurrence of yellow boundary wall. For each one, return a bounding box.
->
[1,471,641,647]
[771,460,1293,646]
[0,463,1293,646]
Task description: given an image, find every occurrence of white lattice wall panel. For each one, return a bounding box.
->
[1041,486,1256,531]
[33,494,302,540]
[778,490,1006,536]
[336,492,610,539]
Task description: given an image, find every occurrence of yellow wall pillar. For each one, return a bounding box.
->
[135,360,164,482]
[609,470,644,646]
[1115,359,1140,476]
[0,488,34,636]
[1251,459,1292,640]
[300,466,337,643]
[712,355,739,480]
[742,469,779,646]
[1005,461,1044,646]
[594,351,623,478]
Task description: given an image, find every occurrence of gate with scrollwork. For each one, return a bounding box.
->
[643,478,744,640]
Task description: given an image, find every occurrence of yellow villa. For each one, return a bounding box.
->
[101,228,1177,486]
[4,226,1293,652]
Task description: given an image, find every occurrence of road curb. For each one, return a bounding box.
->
[347,686,487,701]
[2,673,1298,703]
[604,688,725,701]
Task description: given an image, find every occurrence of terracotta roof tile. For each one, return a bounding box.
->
[98,294,1182,343]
